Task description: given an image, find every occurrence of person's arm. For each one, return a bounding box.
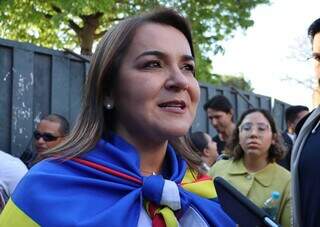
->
[3,160,28,195]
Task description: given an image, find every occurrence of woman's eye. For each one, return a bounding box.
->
[182,64,195,73]
[142,60,161,69]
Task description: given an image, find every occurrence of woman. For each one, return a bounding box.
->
[0,8,234,227]
[187,131,218,170]
[209,108,291,227]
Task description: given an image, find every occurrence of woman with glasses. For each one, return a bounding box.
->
[209,108,291,227]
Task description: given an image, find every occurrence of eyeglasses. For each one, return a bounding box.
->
[33,130,59,142]
[239,122,270,134]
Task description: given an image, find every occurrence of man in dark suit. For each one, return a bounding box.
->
[279,105,309,170]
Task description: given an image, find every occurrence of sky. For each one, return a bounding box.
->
[211,0,320,109]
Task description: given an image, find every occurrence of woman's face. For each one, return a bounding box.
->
[113,23,200,144]
[239,112,274,159]
[204,133,218,165]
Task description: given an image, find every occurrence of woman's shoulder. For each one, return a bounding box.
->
[208,159,233,176]
[272,163,291,180]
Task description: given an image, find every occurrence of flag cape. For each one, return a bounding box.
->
[0,134,235,227]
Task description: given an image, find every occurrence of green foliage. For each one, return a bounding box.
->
[0,0,269,81]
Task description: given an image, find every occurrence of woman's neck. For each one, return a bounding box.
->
[243,154,268,173]
[115,126,168,176]
[139,142,167,176]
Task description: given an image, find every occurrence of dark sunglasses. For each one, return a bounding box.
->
[33,130,59,142]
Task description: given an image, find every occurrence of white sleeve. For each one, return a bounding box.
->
[0,151,28,196]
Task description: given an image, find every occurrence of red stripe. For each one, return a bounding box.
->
[72,157,142,184]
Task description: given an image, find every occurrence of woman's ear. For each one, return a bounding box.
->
[203,147,210,157]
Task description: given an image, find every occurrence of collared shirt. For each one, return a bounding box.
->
[209,158,291,227]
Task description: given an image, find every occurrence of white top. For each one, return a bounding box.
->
[0,150,28,203]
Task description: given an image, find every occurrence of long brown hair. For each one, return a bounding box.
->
[41,8,202,169]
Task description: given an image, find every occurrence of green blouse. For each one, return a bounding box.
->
[209,158,291,227]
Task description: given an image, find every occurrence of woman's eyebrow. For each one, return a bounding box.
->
[135,50,166,61]
[181,54,194,62]
[135,50,194,62]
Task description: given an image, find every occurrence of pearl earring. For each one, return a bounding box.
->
[104,97,114,110]
[106,103,112,109]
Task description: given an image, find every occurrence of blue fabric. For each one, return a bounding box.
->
[12,134,235,227]
[142,175,164,204]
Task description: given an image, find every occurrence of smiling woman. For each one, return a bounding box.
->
[0,8,235,227]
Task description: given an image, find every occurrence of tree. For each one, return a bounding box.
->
[0,0,270,81]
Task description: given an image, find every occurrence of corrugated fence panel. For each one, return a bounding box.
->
[69,60,85,124]
[11,48,34,157]
[33,53,51,124]
[0,46,13,153]
[51,55,71,122]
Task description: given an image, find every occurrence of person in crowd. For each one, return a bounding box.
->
[291,17,320,227]
[278,105,309,170]
[187,131,218,171]
[0,150,27,213]
[20,114,70,168]
[0,8,235,226]
[203,95,235,155]
[209,108,291,227]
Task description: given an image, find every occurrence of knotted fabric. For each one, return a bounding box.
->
[1,133,235,227]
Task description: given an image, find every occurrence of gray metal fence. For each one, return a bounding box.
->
[0,38,290,157]
[0,38,89,157]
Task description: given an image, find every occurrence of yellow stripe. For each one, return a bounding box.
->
[158,207,178,227]
[0,198,39,227]
[181,168,217,199]
[182,180,217,199]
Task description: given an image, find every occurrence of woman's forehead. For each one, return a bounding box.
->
[128,23,192,57]
[242,112,269,124]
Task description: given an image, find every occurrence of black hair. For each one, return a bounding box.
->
[188,131,209,155]
[42,114,70,136]
[285,105,309,124]
[203,95,233,113]
[308,18,320,43]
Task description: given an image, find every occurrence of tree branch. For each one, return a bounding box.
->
[94,30,107,39]
[69,20,81,34]
[51,4,62,14]
[80,12,103,22]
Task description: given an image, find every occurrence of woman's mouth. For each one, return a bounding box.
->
[158,100,186,113]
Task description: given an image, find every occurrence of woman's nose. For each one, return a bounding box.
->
[248,127,259,137]
[164,67,189,91]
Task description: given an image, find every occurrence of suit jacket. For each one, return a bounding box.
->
[291,107,320,227]
[278,131,293,171]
